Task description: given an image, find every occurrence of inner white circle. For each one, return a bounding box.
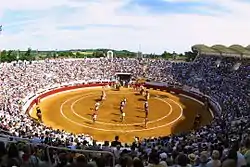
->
[60,91,183,132]
[70,93,173,126]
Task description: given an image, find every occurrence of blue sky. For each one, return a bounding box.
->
[124,0,228,15]
[0,0,250,53]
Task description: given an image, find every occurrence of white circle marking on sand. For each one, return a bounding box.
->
[60,91,183,132]
[70,94,173,126]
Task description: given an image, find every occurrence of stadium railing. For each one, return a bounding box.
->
[46,146,116,167]
[0,137,116,166]
[22,80,115,115]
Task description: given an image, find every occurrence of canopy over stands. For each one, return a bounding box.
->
[192,44,250,59]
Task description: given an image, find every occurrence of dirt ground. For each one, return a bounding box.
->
[31,87,213,143]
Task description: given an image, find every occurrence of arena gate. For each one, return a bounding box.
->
[115,73,131,87]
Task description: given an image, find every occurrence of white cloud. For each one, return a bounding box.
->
[0,0,69,10]
[0,0,250,54]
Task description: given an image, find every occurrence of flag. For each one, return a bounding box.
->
[0,25,2,34]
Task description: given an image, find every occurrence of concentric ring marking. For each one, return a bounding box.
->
[70,93,173,126]
[60,91,183,132]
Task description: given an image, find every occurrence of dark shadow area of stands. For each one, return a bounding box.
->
[170,95,213,135]
[144,84,214,136]
[170,105,194,135]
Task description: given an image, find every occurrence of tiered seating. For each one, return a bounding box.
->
[0,55,249,167]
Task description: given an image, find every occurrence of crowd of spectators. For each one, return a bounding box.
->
[0,55,249,167]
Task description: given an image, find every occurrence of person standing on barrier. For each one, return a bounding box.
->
[36,106,42,122]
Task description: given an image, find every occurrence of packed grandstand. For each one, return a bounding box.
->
[0,44,250,167]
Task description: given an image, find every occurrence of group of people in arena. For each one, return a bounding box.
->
[92,85,150,126]
[92,89,128,123]
[0,56,249,167]
[92,89,106,123]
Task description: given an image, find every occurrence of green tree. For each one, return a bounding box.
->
[76,52,81,58]
[184,51,197,62]
[19,48,33,61]
[8,50,17,62]
[58,51,69,57]
[161,51,172,59]
[0,50,17,62]
[68,51,74,58]
[0,50,6,62]
[172,51,177,60]
[0,50,7,62]
[93,51,104,58]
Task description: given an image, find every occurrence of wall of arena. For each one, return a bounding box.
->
[144,82,221,117]
[24,82,113,115]
[24,81,221,122]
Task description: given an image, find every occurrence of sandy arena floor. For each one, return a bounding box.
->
[30,87,212,142]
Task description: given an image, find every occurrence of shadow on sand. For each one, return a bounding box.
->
[138,98,146,102]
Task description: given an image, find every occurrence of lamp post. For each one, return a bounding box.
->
[172,51,177,60]
[0,25,2,63]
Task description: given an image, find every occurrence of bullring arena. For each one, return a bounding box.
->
[29,82,213,143]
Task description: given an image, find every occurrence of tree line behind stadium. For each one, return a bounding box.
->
[1,44,249,63]
[0,47,196,63]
